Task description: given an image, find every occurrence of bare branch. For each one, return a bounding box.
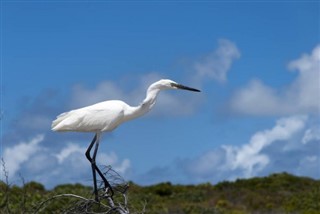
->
[33,166,139,213]
[34,193,110,213]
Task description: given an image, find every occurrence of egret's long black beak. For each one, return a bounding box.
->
[171,83,201,92]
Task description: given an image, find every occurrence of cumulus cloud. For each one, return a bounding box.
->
[194,39,240,83]
[2,134,131,188]
[188,115,318,182]
[222,115,307,177]
[140,115,319,184]
[55,143,86,164]
[229,45,320,115]
[2,135,44,178]
[302,126,320,144]
[97,151,131,175]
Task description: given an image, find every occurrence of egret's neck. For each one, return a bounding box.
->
[126,86,161,121]
[141,86,161,110]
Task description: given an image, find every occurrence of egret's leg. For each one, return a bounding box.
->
[91,134,114,197]
[85,133,114,201]
[85,134,99,201]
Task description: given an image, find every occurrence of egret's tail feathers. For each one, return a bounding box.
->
[51,112,71,131]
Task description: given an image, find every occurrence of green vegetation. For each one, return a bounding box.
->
[1,172,319,213]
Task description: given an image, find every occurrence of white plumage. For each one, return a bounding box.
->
[51,79,200,201]
[52,100,130,132]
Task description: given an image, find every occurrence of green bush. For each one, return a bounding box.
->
[0,172,319,213]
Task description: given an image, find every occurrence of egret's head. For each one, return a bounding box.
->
[156,79,201,92]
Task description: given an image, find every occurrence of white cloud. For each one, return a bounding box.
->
[98,151,131,175]
[2,135,45,178]
[2,134,131,188]
[55,143,86,163]
[53,143,131,183]
[50,145,131,187]
[222,115,307,177]
[229,45,320,115]
[302,126,320,144]
[169,115,319,184]
[114,159,131,175]
[194,39,240,83]
[229,79,285,115]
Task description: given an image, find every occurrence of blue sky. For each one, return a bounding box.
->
[1,1,319,188]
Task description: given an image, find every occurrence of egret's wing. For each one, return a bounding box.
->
[52,100,126,132]
[80,107,124,132]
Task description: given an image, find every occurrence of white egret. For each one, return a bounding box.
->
[51,79,200,201]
